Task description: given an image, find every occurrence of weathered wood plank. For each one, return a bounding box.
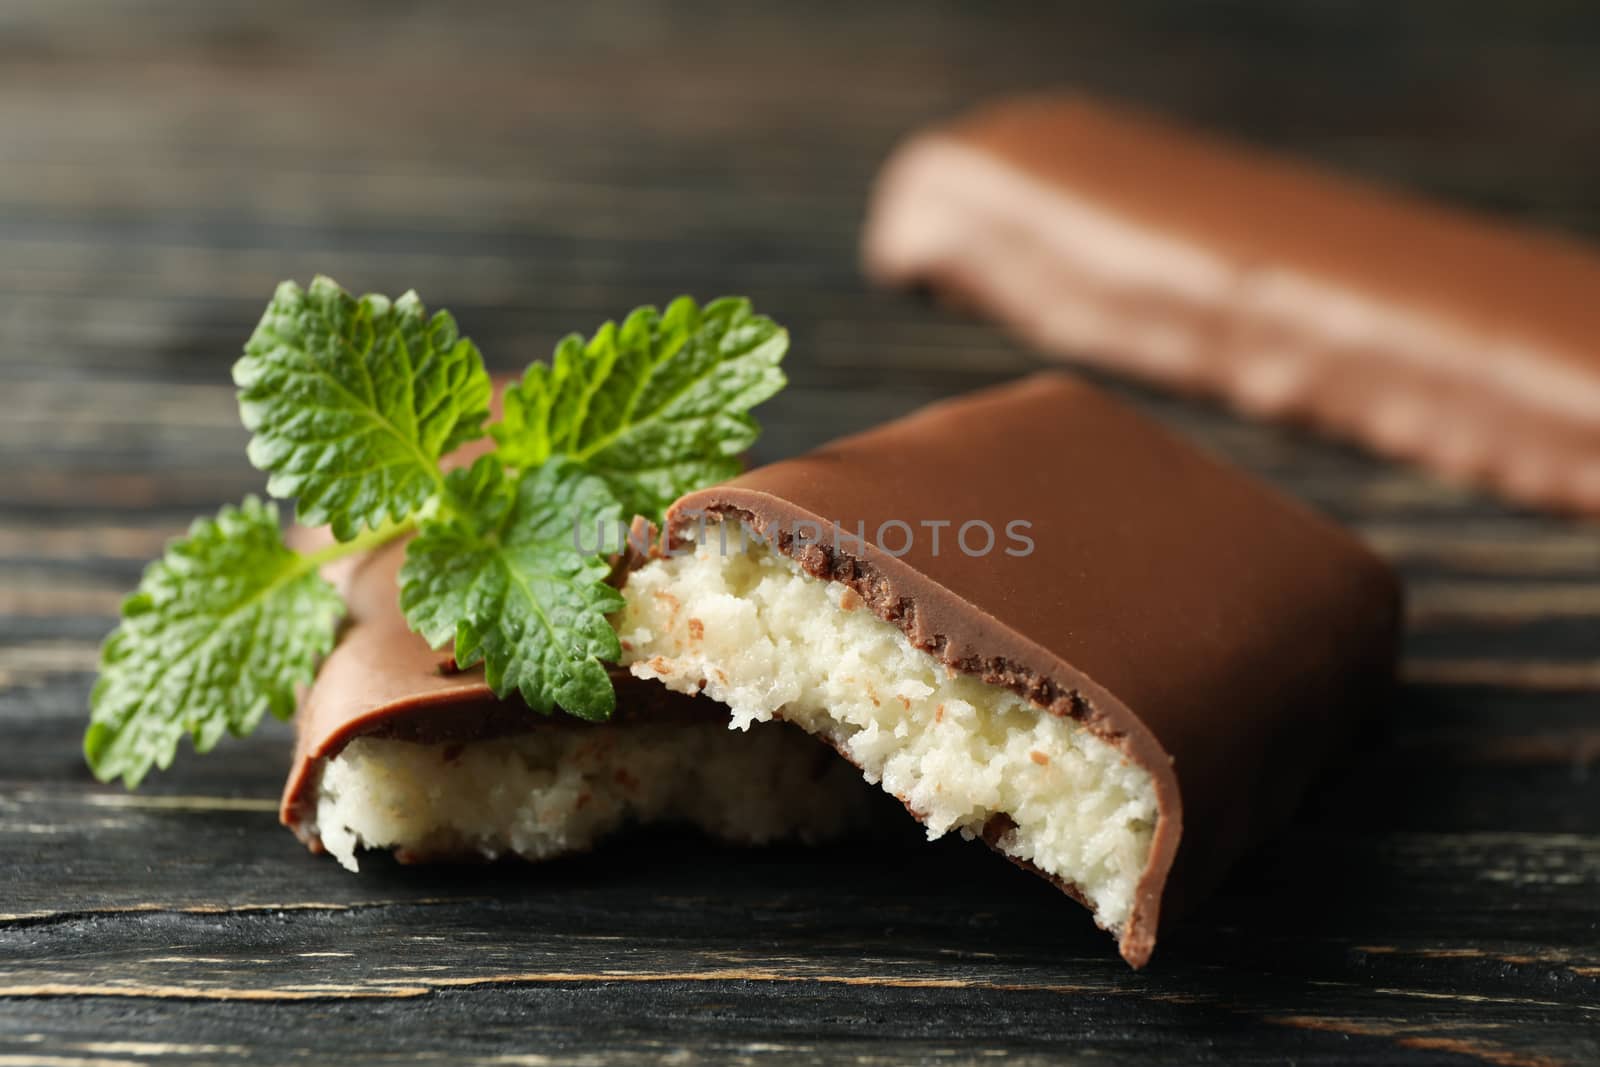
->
[1,819,1595,1064]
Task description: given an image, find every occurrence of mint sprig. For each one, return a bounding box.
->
[85,277,789,787]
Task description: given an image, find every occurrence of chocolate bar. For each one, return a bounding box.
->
[864,93,1600,515]
[281,534,877,871]
[619,373,1400,966]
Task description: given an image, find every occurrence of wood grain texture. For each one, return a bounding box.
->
[1,2,1598,1064]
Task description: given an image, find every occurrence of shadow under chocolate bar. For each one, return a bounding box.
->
[864,93,1600,516]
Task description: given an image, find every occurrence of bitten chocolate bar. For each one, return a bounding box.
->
[281,535,876,871]
[620,374,1400,967]
[864,93,1600,515]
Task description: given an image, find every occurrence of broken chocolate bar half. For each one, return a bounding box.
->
[281,535,878,871]
[619,373,1400,967]
[864,93,1600,515]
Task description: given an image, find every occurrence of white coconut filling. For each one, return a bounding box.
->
[312,720,872,873]
[617,523,1158,933]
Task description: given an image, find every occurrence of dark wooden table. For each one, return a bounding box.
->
[3,3,1598,1063]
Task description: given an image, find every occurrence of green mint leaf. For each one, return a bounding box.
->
[492,296,787,524]
[85,497,343,788]
[235,276,493,541]
[399,457,624,720]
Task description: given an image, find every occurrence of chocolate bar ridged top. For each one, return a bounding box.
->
[667,373,1401,965]
[865,93,1600,514]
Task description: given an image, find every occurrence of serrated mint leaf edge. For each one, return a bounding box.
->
[488,296,789,525]
[84,497,344,788]
[397,459,626,720]
[232,275,493,541]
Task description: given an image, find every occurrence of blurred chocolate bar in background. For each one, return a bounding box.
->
[864,94,1600,516]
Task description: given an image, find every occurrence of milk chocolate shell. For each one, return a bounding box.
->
[621,373,1401,966]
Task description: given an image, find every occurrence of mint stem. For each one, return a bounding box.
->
[300,517,416,571]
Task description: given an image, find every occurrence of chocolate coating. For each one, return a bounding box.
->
[864,93,1600,515]
[278,533,716,848]
[665,373,1401,967]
